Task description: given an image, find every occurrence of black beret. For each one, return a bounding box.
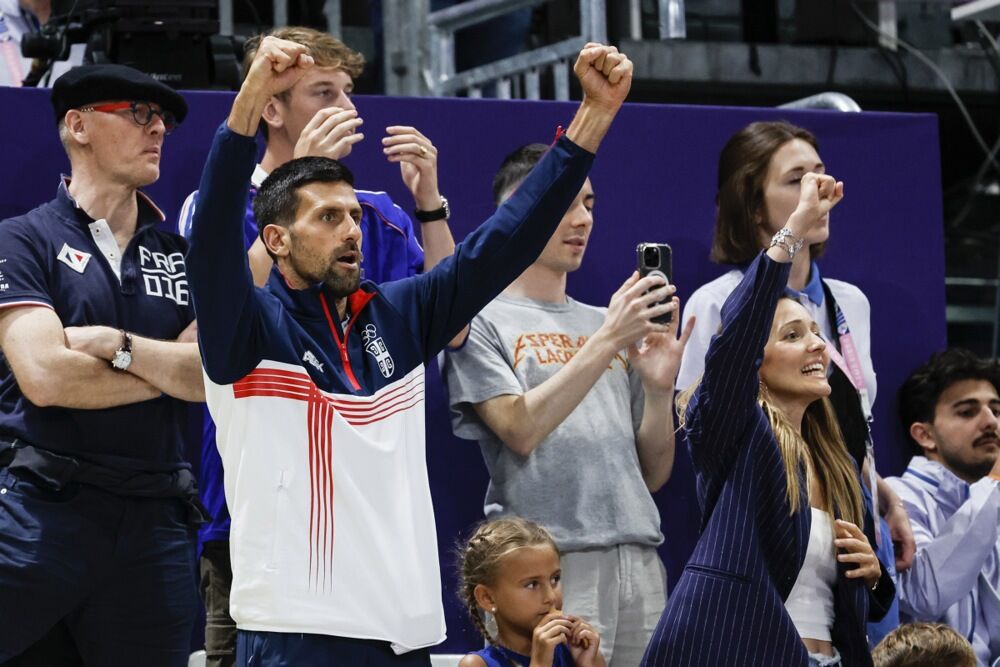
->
[51,64,188,125]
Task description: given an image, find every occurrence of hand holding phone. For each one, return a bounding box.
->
[636,243,673,324]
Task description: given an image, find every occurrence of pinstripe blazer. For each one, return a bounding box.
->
[642,253,891,667]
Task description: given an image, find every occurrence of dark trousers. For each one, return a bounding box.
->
[0,467,198,666]
[236,631,432,666]
[200,540,237,667]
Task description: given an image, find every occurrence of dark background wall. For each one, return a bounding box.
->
[0,88,945,653]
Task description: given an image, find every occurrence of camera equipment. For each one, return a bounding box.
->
[22,0,243,90]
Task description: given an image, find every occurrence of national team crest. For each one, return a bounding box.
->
[361,323,394,378]
[56,243,91,274]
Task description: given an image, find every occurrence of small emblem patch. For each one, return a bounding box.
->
[56,243,91,274]
[362,323,394,379]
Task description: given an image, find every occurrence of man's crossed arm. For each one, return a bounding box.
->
[0,306,204,409]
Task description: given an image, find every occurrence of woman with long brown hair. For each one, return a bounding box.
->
[640,173,894,666]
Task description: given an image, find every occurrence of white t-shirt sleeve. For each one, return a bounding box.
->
[676,274,737,391]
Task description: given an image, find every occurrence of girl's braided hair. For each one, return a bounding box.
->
[457,517,560,646]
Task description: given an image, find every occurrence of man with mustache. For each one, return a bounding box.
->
[177,26,458,667]
[186,35,633,665]
[888,348,1000,666]
[443,143,693,667]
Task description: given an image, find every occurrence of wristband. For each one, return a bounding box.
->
[415,196,449,223]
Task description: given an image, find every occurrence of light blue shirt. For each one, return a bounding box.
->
[888,457,1000,666]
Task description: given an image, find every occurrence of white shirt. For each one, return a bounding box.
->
[785,508,837,641]
[676,267,877,405]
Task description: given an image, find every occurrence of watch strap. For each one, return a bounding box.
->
[119,329,132,354]
[415,196,449,223]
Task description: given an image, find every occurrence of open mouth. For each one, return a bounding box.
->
[564,237,586,249]
[336,249,360,269]
[801,362,826,377]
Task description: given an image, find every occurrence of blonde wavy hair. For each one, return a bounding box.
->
[677,299,863,527]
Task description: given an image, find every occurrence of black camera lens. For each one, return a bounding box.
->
[643,246,659,267]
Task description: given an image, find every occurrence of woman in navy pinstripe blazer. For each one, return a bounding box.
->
[641,174,894,667]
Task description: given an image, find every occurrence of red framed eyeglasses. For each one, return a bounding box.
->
[80,101,178,134]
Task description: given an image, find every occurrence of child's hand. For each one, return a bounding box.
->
[567,617,604,667]
[529,612,573,667]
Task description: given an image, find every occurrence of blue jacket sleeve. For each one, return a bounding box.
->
[185,124,265,385]
[378,135,594,359]
[396,205,424,277]
[684,251,790,482]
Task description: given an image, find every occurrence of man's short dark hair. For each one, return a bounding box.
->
[898,348,1000,456]
[253,156,355,239]
[492,143,548,205]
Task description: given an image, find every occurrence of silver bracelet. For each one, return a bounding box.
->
[769,228,805,260]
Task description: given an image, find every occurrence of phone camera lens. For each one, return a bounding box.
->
[643,247,659,267]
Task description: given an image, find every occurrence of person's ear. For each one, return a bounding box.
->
[261,97,285,133]
[262,223,291,258]
[909,421,938,455]
[63,110,90,147]
[473,583,497,614]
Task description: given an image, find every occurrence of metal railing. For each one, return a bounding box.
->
[383,0,606,100]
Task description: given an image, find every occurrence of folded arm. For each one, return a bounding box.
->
[63,324,204,402]
[0,306,160,408]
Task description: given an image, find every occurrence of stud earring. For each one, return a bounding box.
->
[491,607,497,613]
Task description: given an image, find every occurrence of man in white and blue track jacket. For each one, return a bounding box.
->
[186,35,635,665]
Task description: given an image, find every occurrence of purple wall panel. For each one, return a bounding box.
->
[0,87,945,653]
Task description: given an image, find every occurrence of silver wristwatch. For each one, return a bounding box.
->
[111,330,133,371]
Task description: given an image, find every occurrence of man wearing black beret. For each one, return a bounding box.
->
[0,63,205,665]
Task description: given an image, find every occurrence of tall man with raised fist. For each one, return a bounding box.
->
[186,35,634,666]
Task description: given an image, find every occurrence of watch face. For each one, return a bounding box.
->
[112,350,132,370]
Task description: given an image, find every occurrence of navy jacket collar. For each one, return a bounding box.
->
[265,265,377,323]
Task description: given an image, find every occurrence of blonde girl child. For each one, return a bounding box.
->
[458,518,605,667]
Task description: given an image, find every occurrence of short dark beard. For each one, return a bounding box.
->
[288,233,361,297]
[936,443,997,484]
[290,254,358,297]
[323,269,360,297]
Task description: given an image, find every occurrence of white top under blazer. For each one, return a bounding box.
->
[785,507,838,641]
